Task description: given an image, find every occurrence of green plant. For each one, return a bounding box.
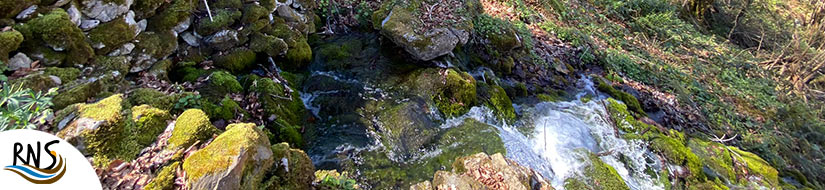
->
[174,94,202,112]
[319,173,358,190]
[0,82,58,131]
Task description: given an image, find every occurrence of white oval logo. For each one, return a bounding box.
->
[0,129,101,189]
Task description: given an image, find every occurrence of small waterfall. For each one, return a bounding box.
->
[454,77,665,190]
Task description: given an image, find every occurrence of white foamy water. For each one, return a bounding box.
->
[454,77,665,190]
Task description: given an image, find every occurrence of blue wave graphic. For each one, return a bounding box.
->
[4,165,56,179]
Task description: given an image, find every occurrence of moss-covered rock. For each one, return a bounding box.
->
[201,96,244,121]
[131,105,171,147]
[283,36,312,70]
[241,4,270,24]
[477,83,516,122]
[199,70,243,100]
[183,123,273,190]
[14,9,93,66]
[375,0,475,61]
[249,77,307,126]
[196,9,241,35]
[214,48,256,73]
[375,100,439,159]
[10,72,60,92]
[127,88,180,111]
[43,67,81,83]
[149,0,194,31]
[87,15,139,55]
[250,33,288,57]
[0,30,23,61]
[407,68,477,118]
[596,78,646,116]
[0,0,38,19]
[260,142,315,190]
[56,94,138,167]
[167,109,219,150]
[351,118,505,189]
[564,151,630,190]
[132,0,166,19]
[144,161,180,190]
[650,133,703,180]
[130,31,178,72]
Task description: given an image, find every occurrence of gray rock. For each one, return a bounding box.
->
[379,6,469,61]
[80,19,101,31]
[52,0,72,7]
[203,30,241,51]
[130,53,156,73]
[67,4,82,26]
[15,5,37,20]
[8,53,32,71]
[136,19,147,34]
[81,0,134,23]
[107,43,135,56]
[277,6,304,23]
[172,17,192,35]
[182,32,200,47]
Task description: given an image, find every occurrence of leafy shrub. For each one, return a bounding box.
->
[0,83,58,131]
[318,173,358,190]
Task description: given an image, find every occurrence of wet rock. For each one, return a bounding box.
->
[563,151,629,190]
[7,52,31,71]
[183,123,273,190]
[375,100,440,159]
[80,0,134,23]
[406,68,477,118]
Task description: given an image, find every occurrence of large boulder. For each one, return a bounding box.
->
[183,123,274,190]
[375,0,478,61]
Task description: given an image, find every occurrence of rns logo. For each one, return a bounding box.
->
[4,140,67,184]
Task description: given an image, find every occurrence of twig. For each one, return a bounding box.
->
[203,0,214,21]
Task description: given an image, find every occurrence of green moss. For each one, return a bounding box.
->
[133,31,178,60]
[689,139,736,183]
[144,161,180,190]
[10,73,59,92]
[249,77,307,126]
[596,78,646,116]
[176,66,209,82]
[273,119,305,148]
[14,9,93,66]
[537,93,560,102]
[200,70,243,100]
[131,105,171,147]
[93,56,130,74]
[149,0,194,31]
[729,146,779,186]
[128,88,179,111]
[651,134,703,180]
[53,81,101,110]
[201,96,244,121]
[0,0,38,19]
[183,123,272,189]
[477,83,516,122]
[284,36,312,70]
[42,67,80,83]
[437,69,477,117]
[250,33,287,57]
[132,0,165,18]
[241,4,270,24]
[196,9,241,35]
[214,48,257,73]
[88,16,138,54]
[565,151,630,190]
[262,142,315,190]
[0,30,23,61]
[605,98,656,134]
[167,109,219,150]
[56,94,141,167]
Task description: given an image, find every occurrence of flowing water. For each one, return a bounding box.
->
[446,78,665,190]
